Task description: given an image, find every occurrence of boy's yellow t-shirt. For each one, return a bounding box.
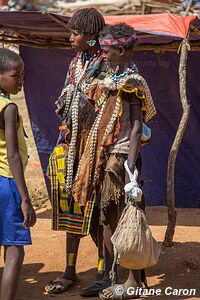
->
[0,95,28,178]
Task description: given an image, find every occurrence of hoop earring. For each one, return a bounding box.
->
[87,39,96,47]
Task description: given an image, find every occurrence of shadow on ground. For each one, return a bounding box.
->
[0,241,198,300]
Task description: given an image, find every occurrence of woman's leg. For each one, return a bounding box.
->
[102,202,120,280]
[45,233,80,294]
[79,203,119,298]
[124,269,141,289]
[63,233,80,280]
[90,222,105,280]
[1,245,24,300]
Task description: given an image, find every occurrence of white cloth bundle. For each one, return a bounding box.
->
[124,160,142,202]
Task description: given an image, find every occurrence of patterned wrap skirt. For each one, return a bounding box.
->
[49,144,96,236]
[0,176,32,246]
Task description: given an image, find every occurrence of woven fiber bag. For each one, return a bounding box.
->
[111,204,161,270]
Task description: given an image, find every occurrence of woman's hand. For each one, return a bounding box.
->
[125,162,135,185]
[21,198,36,228]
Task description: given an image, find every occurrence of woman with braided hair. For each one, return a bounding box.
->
[72,23,156,298]
[45,8,109,295]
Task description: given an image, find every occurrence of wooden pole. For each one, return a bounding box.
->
[44,13,69,30]
[184,0,193,15]
[163,39,190,247]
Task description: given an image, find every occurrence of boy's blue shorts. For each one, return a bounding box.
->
[0,176,32,246]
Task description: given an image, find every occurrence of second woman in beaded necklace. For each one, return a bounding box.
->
[72,22,157,299]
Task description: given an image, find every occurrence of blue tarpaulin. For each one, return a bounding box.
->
[3,11,195,208]
[20,46,200,208]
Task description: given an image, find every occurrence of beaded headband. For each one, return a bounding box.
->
[99,34,138,46]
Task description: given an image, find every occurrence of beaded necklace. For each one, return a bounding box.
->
[97,62,156,123]
[75,63,156,187]
[98,63,140,94]
[96,64,137,107]
[70,50,103,85]
[111,63,138,82]
[0,90,10,100]
[64,50,104,192]
[82,50,101,63]
[63,50,103,118]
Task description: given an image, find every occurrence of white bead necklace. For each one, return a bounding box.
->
[65,59,89,192]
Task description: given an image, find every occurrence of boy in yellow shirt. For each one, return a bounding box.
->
[0,48,36,300]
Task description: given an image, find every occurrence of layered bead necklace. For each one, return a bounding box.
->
[102,63,139,92]
[73,63,156,189]
[74,90,122,188]
[96,64,138,107]
[97,62,156,127]
[75,63,156,189]
[64,50,104,191]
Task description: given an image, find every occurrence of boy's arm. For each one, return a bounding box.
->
[4,104,36,228]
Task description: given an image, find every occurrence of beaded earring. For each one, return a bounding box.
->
[87,39,96,47]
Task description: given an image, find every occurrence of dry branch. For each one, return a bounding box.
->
[163,39,191,247]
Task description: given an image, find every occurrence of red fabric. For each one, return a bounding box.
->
[104,13,196,39]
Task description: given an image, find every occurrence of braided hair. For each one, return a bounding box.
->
[0,48,22,74]
[100,22,138,50]
[68,8,105,35]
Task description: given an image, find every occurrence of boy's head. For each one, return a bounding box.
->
[99,23,138,66]
[68,8,105,52]
[0,48,24,96]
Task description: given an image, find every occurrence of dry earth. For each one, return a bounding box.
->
[0,92,199,300]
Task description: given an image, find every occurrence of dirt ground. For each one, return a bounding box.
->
[0,92,199,300]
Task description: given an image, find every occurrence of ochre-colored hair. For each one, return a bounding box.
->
[68,8,105,35]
